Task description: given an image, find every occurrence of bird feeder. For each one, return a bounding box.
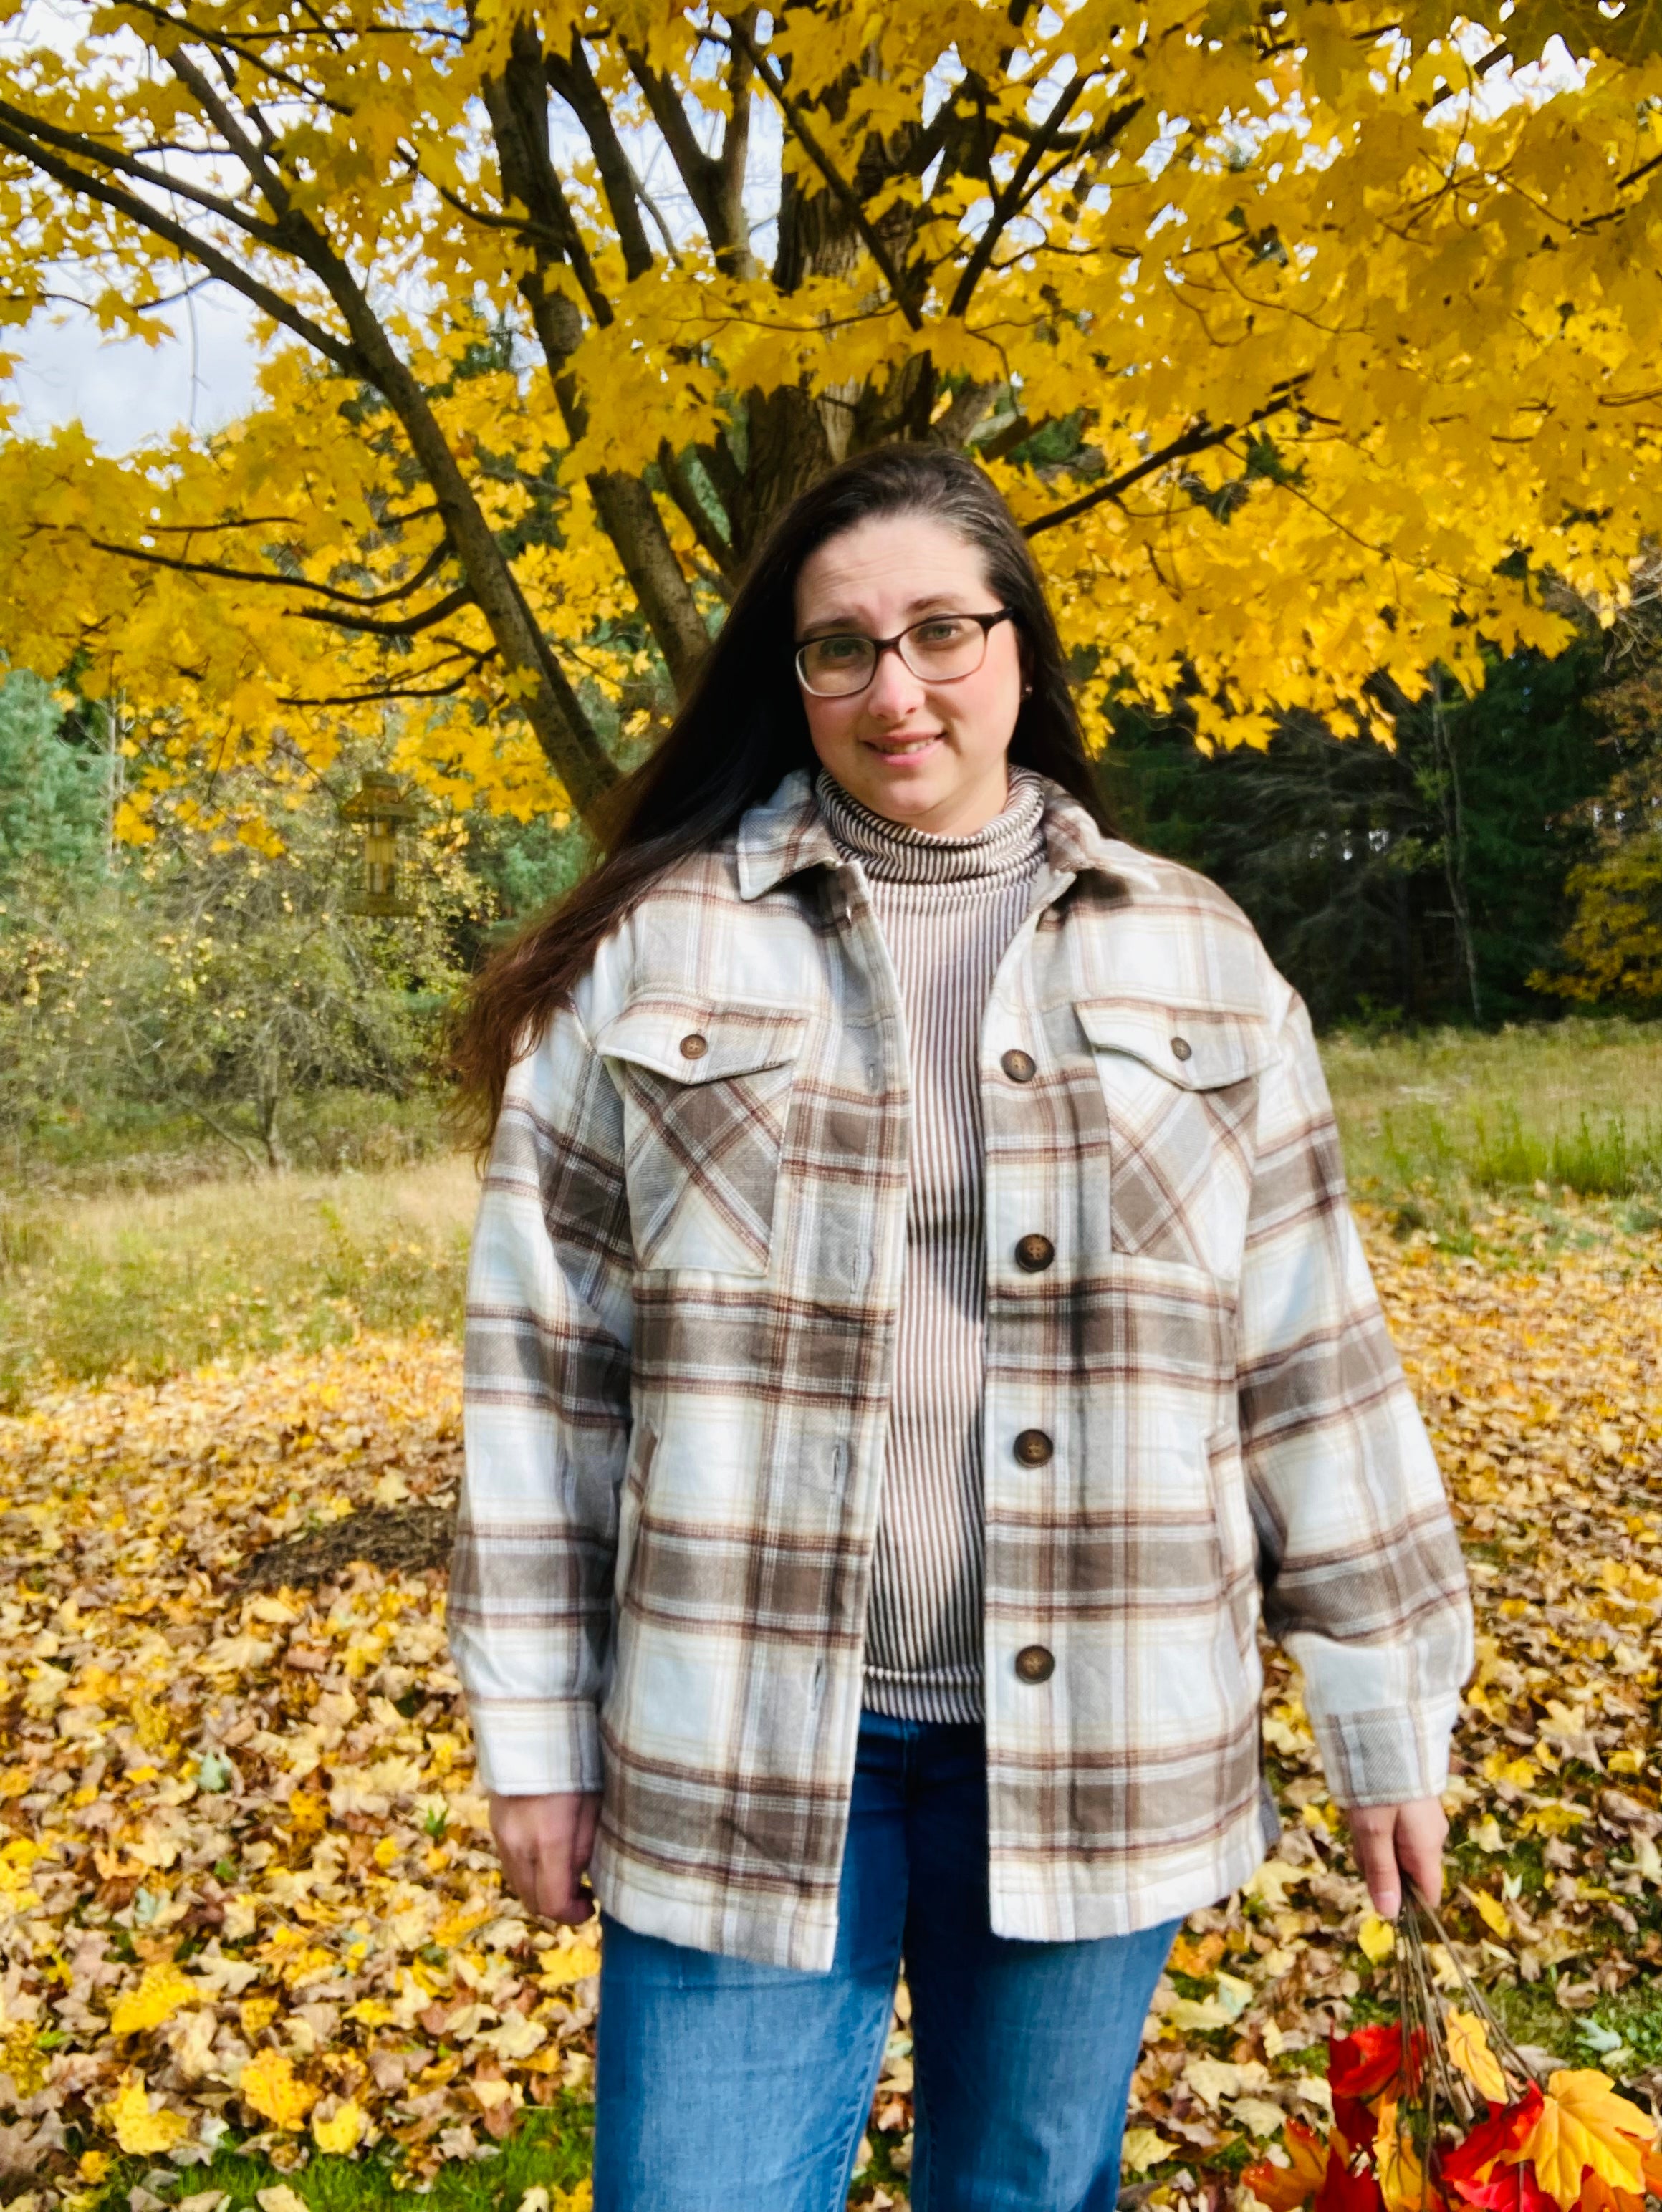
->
[340,770,420,917]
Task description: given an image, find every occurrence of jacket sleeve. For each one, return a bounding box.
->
[448,999,634,1797]
[1239,985,1473,1807]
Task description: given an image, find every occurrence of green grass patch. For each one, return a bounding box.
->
[1325,1018,1662,1229]
[0,1155,476,1405]
[87,2099,594,2211]
[1,1085,458,1196]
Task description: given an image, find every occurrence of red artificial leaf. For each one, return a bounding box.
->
[1331,2028,1409,2102]
[1317,2152,1388,2212]
[1445,2091,1548,2209]
[1330,2025,1432,2149]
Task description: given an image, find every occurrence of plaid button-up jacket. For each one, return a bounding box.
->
[451,769,1473,1971]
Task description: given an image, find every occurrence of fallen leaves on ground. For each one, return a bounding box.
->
[1116,1206,1662,2212]
[0,1210,1658,2206]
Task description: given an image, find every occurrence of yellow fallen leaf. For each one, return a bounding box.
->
[1518,2072,1650,2211]
[1447,2010,1507,2104]
[240,1994,280,2037]
[1166,1996,1234,2031]
[103,2069,191,2154]
[1358,1912,1396,1963]
[239,2047,318,2131]
[77,2151,112,2183]
[553,2185,593,2212]
[1122,2127,1176,2173]
[1471,1890,1512,1939]
[110,1961,197,2036]
[1231,2096,1294,2139]
[312,2096,365,2153]
[539,1941,602,1986]
[255,2189,310,2212]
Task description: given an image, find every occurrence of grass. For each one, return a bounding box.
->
[1324,1016,1662,1236]
[83,2096,594,2211]
[5,1018,1662,1403]
[0,1154,478,1408]
[0,1085,458,1195]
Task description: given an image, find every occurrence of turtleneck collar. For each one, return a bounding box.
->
[814,766,1047,888]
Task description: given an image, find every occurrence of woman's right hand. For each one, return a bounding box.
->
[487,1790,603,1924]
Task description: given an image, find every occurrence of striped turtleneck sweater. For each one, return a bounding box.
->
[815,766,1048,1724]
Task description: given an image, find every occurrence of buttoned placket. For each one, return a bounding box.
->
[812,857,918,1841]
[977,858,1081,1772]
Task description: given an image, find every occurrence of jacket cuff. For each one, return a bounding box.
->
[464,1696,603,1798]
[1307,1691,1464,1809]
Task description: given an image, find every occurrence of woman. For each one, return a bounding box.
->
[449,447,1474,2212]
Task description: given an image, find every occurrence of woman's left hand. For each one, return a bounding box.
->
[1341,1796,1449,1919]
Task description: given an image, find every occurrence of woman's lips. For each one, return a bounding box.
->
[863,731,942,761]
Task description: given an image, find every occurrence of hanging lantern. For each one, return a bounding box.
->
[340,770,420,917]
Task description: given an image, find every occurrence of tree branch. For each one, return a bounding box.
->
[0,110,360,372]
[545,34,655,280]
[947,70,1092,319]
[296,584,475,636]
[0,93,287,246]
[1021,388,1306,537]
[80,531,455,607]
[727,20,923,326]
[658,440,735,572]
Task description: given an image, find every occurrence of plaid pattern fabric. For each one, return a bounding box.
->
[452,769,1474,1970]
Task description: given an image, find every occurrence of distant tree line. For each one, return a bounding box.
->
[1105,592,1662,1029]
[2,587,1659,1176]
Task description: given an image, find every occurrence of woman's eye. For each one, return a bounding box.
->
[912,618,969,647]
[814,636,865,664]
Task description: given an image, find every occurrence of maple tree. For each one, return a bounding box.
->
[1,0,1661,830]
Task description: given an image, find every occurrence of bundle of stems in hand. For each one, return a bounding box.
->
[1245,1880,1661,2212]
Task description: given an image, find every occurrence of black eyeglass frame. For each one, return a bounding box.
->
[792,608,1017,698]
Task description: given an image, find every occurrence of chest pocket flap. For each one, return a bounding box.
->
[1074,1001,1274,1090]
[594,1001,806,1083]
[594,1001,806,1276]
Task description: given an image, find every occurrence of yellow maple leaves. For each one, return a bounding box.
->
[239,2047,318,2132]
[102,2071,189,2155]
[1447,2011,1508,2107]
[312,2095,368,2152]
[1517,2074,1653,2211]
[108,1960,196,2037]
[0,0,1656,836]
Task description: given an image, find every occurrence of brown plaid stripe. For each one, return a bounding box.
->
[451,771,1474,1968]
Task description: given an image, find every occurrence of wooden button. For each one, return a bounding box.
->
[1014,1428,1053,1466]
[1169,1036,1193,1062]
[679,1033,709,1060]
[1014,1645,1055,1684]
[1014,1234,1055,1273]
[1001,1049,1036,1083]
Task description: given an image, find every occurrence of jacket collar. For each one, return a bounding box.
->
[735,766,1161,903]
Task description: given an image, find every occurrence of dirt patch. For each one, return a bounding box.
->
[237,1499,456,1588]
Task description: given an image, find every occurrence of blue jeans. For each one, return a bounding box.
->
[593,1713,1179,2211]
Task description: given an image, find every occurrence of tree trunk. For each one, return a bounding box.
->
[1428,668,1484,1024]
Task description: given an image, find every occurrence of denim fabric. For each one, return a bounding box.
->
[593,1713,1179,2211]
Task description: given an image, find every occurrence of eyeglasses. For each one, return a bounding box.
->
[794,609,1016,698]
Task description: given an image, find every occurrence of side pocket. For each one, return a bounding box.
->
[1204,1421,1261,1665]
[613,1418,658,1607]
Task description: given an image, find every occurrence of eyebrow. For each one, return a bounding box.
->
[796,591,973,638]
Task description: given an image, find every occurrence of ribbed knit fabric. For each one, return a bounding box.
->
[815,766,1047,1723]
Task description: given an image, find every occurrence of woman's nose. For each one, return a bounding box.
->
[863,643,926,718]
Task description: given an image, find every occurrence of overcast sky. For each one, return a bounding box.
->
[10,287,264,451]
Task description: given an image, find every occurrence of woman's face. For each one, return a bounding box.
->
[792,513,1024,837]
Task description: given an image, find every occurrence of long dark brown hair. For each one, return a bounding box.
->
[451,444,1111,1137]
